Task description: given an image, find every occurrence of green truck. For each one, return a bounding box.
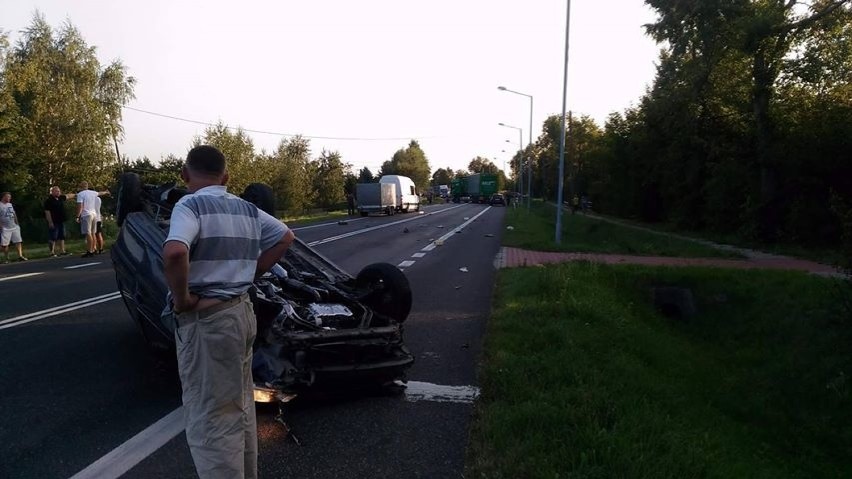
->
[451,173,497,204]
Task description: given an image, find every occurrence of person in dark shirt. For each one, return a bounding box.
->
[44,186,75,256]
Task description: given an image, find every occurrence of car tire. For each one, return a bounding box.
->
[242,183,276,216]
[356,262,412,322]
[116,172,143,226]
[360,211,369,217]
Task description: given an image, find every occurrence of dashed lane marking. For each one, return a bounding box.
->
[64,262,101,270]
[307,204,466,247]
[404,381,480,404]
[412,253,426,258]
[398,260,416,268]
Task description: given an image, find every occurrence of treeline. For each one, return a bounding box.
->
[517,1,851,250]
[0,13,436,220]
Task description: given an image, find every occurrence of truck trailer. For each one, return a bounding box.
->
[356,182,397,216]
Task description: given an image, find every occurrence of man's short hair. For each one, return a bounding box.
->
[186,145,226,176]
[1,192,10,199]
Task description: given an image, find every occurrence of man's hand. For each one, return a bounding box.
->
[173,292,200,314]
[47,221,54,229]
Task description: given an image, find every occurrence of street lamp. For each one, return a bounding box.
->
[498,122,523,196]
[498,86,533,210]
[555,0,572,244]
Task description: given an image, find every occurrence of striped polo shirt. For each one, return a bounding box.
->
[165,185,288,299]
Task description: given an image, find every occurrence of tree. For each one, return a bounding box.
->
[431,167,454,185]
[1,13,137,208]
[358,166,375,183]
[380,140,431,192]
[311,149,348,209]
[467,157,500,174]
[645,0,852,240]
[268,136,313,214]
[194,123,261,194]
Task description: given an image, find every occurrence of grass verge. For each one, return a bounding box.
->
[467,264,851,478]
[502,202,742,258]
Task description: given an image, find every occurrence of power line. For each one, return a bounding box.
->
[121,105,440,142]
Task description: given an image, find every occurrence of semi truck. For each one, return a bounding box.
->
[356,182,397,216]
[451,177,468,203]
[453,173,498,203]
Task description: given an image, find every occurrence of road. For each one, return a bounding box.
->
[0,202,507,478]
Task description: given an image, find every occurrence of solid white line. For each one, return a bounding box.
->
[0,292,121,330]
[412,253,426,258]
[404,381,480,404]
[307,204,466,247]
[70,407,185,479]
[398,260,416,268]
[421,244,436,252]
[291,216,369,231]
[0,272,44,282]
[64,262,101,270]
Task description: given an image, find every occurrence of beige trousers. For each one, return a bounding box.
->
[175,295,258,479]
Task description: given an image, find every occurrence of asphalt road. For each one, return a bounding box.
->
[0,202,507,479]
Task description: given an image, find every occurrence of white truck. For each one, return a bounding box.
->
[379,175,420,213]
[356,183,397,216]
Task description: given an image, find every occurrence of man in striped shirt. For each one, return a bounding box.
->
[164,145,294,479]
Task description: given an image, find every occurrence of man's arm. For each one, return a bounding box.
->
[76,202,83,221]
[97,190,110,197]
[64,193,76,200]
[256,229,295,277]
[44,209,53,228]
[163,241,198,313]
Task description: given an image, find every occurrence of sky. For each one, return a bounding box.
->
[2,0,662,176]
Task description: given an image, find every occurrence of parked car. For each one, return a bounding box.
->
[489,193,506,206]
[111,173,415,400]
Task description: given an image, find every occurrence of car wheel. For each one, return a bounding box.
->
[360,211,369,217]
[116,172,143,226]
[241,183,276,216]
[356,263,412,322]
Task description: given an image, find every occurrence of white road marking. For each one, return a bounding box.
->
[291,216,369,231]
[73,380,478,478]
[70,407,185,479]
[0,272,44,282]
[421,206,492,251]
[398,260,416,268]
[404,381,480,404]
[412,253,426,258]
[64,262,101,270]
[307,204,466,247]
[0,292,122,330]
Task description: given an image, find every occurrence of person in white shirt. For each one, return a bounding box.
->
[1,192,27,263]
[76,181,110,258]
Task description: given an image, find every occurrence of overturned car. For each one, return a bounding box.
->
[111,173,414,400]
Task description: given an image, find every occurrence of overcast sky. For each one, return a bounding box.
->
[3,0,661,175]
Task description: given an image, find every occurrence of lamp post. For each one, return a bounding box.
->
[555,0,572,244]
[498,123,523,197]
[498,86,533,210]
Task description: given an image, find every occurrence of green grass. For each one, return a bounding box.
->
[276,209,349,226]
[503,202,742,258]
[467,264,852,478]
[599,214,843,265]
[9,219,119,261]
